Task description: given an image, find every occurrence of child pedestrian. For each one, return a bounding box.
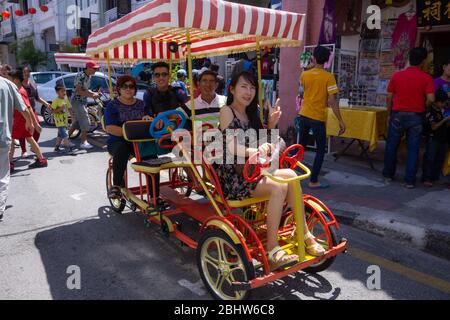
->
[422,89,450,187]
[51,85,75,152]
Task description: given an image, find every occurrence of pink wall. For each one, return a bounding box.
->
[279,0,324,136]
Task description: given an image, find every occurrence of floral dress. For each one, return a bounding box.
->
[214,108,259,200]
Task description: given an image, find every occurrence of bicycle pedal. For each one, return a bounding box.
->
[146,208,159,216]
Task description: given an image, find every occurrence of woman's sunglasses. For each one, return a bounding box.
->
[120,83,136,90]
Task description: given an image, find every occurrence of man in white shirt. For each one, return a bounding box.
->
[179,70,227,130]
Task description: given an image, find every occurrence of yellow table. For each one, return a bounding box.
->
[326,107,389,168]
[443,151,450,176]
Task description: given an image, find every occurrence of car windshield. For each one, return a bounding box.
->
[90,76,110,92]
[63,76,76,89]
[33,73,54,84]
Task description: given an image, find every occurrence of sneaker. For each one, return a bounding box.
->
[54,145,61,152]
[29,158,48,168]
[80,142,93,149]
[64,146,75,154]
[403,183,415,189]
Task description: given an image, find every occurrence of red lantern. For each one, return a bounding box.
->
[40,5,48,12]
[1,11,11,19]
[14,9,24,17]
[71,37,85,46]
[28,7,37,15]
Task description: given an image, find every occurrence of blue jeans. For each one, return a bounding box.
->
[296,115,327,183]
[383,112,424,185]
[422,139,448,182]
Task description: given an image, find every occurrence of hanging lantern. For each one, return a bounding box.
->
[28,7,37,15]
[40,5,48,12]
[14,9,24,17]
[71,37,85,46]
[1,10,11,19]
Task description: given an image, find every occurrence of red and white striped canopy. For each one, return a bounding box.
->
[54,52,128,68]
[86,0,305,61]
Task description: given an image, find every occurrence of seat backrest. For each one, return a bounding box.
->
[122,120,154,142]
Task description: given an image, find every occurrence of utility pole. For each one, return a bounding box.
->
[98,0,105,27]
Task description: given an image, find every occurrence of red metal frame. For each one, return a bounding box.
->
[106,135,347,293]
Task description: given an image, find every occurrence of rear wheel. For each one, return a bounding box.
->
[106,167,126,213]
[197,230,254,300]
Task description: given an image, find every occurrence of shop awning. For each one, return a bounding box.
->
[54,52,129,68]
[86,0,305,60]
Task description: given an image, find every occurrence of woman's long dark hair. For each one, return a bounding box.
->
[226,71,263,131]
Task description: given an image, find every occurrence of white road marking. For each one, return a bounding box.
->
[178,279,206,296]
[70,193,87,201]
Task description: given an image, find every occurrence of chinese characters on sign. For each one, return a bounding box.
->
[417,0,450,26]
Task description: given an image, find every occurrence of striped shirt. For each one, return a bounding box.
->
[178,94,226,129]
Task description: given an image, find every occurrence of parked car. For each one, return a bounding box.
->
[37,72,149,125]
[30,71,70,87]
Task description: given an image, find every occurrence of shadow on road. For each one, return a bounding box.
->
[36,205,346,300]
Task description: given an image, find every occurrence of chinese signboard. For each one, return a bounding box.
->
[417,0,450,27]
[1,19,13,36]
[16,16,33,39]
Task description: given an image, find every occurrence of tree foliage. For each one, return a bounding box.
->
[16,39,47,69]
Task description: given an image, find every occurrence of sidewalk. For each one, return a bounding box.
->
[300,141,450,261]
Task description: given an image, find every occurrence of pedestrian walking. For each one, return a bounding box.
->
[51,85,75,152]
[0,76,32,220]
[297,45,345,189]
[19,67,50,158]
[8,70,48,169]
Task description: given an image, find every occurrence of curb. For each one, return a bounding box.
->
[328,202,450,261]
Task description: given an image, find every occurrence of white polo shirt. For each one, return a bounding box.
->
[179,94,226,128]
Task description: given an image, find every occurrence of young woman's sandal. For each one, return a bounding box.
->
[108,186,122,200]
[305,233,326,256]
[267,246,299,271]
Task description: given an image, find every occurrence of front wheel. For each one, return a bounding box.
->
[197,230,254,300]
[282,206,338,273]
[41,104,55,126]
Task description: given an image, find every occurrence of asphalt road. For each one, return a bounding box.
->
[1,125,449,300]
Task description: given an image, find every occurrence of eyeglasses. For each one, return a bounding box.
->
[153,72,169,78]
[120,84,136,90]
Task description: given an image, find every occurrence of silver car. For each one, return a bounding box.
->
[30,71,70,86]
